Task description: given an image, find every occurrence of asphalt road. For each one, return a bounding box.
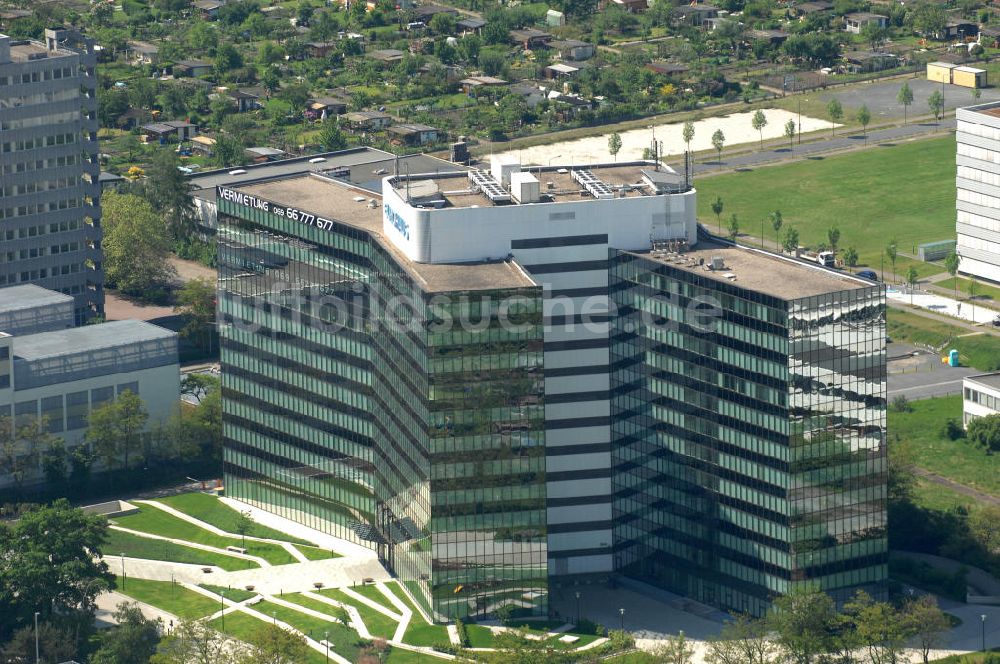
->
[814,77,1000,121]
[887,342,978,399]
[685,117,955,175]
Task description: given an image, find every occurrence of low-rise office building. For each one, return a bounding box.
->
[963,372,1000,426]
[0,285,179,489]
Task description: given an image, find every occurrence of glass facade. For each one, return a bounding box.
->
[216,194,547,621]
[609,250,887,616]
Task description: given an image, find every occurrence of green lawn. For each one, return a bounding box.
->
[113,506,298,565]
[402,620,451,648]
[104,528,258,571]
[286,592,399,640]
[206,611,270,642]
[155,493,314,545]
[350,583,397,612]
[315,587,400,639]
[198,584,258,603]
[466,623,496,648]
[253,600,362,662]
[937,276,1000,304]
[294,544,340,561]
[115,577,220,620]
[911,477,976,512]
[887,308,1000,371]
[889,395,1000,497]
[695,136,955,273]
[385,647,445,663]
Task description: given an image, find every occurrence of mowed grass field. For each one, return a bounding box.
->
[889,395,1000,497]
[886,308,1000,371]
[695,136,955,276]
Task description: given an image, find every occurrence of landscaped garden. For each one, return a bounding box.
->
[115,577,220,621]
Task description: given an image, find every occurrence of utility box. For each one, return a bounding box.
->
[953,66,987,89]
[927,61,957,84]
[510,171,540,204]
[490,154,520,187]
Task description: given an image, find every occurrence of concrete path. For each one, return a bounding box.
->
[339,585,403,621]
[103,556,226,583]
[95,589,179,627]
[214,556,391,596]
[912,467,1000,508]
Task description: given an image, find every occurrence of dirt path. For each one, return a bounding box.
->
[912,467,1000,508]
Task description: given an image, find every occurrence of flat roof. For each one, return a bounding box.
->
[393,162,683,208]
[234,175,536,293]
[966,372,1000,391]
[626,240,875,300]
[6,39,75,62]
[0,285,74,314]
[13,320,176,360]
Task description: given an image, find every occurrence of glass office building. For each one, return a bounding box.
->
[609,244,887,616]
[215,174,547,620]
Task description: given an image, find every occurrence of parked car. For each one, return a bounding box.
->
[857,269,879,281]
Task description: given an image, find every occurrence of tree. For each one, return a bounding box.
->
[903,595,952,664]
[898,82,914,125]
[911,1,947,38]
[608,132,623,161]
[214,134,246,168]
[783,118,795,150]
[652,631,696,664]
[705,613,777,664]
[727,214,740,241]
[1,621,78,664]
[906,265,919,304]
[711,128,726,163]
[843,591,908,664]
[969,505,1000,553]
[0,499,113,643]
[885,238,898,283]
[770,210,783,250]
[782,226,800,254]
[711,196,724,231]
[91,603,161,664]
[237,624,310,664]
[861,21,889,51]
[317,121,348,151]
[151,620,242,664]
[682,121,695,155]
[214,43,243,75]
[235,510,255,549]
[826,98,843,136]
[145,150,196,241]
[967,413,1000,452]
[768,587,840,664]
[944,251,961,297]
[857,104,871,145]
[929,89,945,122]
[175,278,216,353]
[429,12,456,35]
[972,87,982,103]
[85,389,149,470]
[101,192,178,299]
[843,246,859,267]
[827,227,840,252]
[751,109,767,149]
[41,437,69,486]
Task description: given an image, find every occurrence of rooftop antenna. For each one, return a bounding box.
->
[394,153,399,178]
[405,163,410,203]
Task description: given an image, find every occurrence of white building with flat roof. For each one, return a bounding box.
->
[963,372,1000,426]
[0,285,179,489]
[956,102,1000,284]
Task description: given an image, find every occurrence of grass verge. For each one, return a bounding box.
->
[115,577,220,620]
[887,308,1000,371]
[155,493,314,545]
[253,600,362,662]
[294,544,340,561]
[104,528,258,571]
[198,584,258,603]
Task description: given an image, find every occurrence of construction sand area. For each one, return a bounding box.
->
[498,109,836,165]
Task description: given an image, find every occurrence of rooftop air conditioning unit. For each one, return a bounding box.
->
[710,256,726,271]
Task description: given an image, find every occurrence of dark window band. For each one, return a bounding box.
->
[547,286,607,298]
[512,234,608,249]
[545,442,611,456]
[546,415,611,430]
[546,467,611,482]
[546,365,609,378]
[546,390,609,405]
[548,520,613,534]
[544,338,608,352]
[547,495,611,508]
[523,259,608,274]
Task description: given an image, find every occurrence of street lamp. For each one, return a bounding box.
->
[575,591,581,625]
[34,611,40,664]
[120,553,126,590]
[619,607,625,632]
[548,154,563,167]
[272,611,277,626]
[220,591,226,632]
[982,614,987,652]
[325,630,330,663]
